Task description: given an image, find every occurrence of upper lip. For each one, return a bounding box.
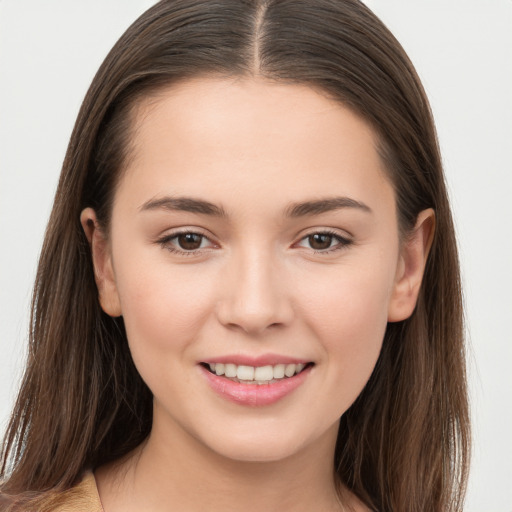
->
[200,354,312,367]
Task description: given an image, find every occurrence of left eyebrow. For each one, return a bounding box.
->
[139,196,227,217]
[284,196,372,217]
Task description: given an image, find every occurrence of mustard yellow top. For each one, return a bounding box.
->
[0,472,103,512]
[50,471,103,512]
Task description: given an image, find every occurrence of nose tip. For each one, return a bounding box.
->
[215,256,294,335]
[218,298,287,335]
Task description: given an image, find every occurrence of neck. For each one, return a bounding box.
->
[95,413,351,512]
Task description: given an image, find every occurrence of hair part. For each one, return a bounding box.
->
[1,1,470,511]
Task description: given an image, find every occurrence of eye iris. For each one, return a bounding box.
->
[178,233,202,250]
[309,233,333,250]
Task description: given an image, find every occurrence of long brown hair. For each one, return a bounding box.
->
[1,1,470,510]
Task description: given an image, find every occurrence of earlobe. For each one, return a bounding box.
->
[388,208,435,322]
[80,208,122,317]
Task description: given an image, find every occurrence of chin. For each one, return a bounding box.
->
[197,420,337,465]
[211,438,304,464]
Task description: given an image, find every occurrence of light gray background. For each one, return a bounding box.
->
[1,1,511,510]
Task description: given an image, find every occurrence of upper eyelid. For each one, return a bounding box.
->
[300,230,349,241]
[294,227,353,242]
[157,227,215,241]
[294,231,352,249]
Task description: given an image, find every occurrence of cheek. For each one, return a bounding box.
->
[298,262,394,401]
[113,258,216,355]
[301,259,393,337]
[112,259,220,406]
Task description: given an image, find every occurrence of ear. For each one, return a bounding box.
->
[388,208,435,322]
[80,208,122,317]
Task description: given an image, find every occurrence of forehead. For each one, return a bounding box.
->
[129,77,378,158]
[116,77,394,218]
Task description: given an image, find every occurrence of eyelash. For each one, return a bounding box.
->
[156,229,353,256]
[156,230,214,257]
[296,229,353,254]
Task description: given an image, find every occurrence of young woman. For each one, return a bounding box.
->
[0,1,470,511]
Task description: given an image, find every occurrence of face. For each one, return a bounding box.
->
[83,77,429,464]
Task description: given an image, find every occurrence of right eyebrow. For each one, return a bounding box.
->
[139,196,228,217]
[284,196,372,217]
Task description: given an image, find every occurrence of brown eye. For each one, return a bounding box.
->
[308,233,334,250]
[157,230,215,255]
[177,233,204,250]
[296,231,352,254]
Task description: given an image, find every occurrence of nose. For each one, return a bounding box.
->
[215,246,294,336]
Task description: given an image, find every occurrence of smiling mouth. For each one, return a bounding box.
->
[200,362,314,385]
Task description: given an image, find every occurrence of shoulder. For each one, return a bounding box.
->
[49,471,103,512]
[0,472,103,512]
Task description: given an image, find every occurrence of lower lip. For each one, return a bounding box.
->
[200,365,312,407]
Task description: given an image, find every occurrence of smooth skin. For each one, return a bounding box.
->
[81,77,434,512]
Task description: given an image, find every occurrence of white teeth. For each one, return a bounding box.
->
[236,365,255,381]
[273,364,285,379]
[254,365,273,381]
[207,362,308,382]
[284,364,296,378]
[224,363,237,378]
